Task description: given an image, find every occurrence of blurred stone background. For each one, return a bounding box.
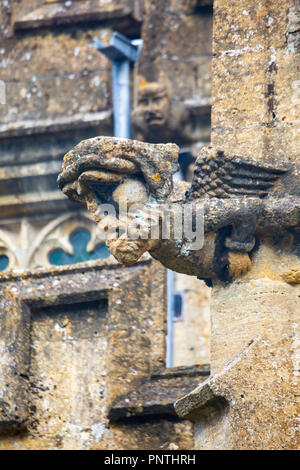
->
[0,0,212,449]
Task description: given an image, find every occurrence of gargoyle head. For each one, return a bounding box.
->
[133,82,170,128]
[57,137,179,264]
[57,136,179,206]
[131,80,199,145]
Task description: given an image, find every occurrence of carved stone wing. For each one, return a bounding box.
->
[186,147,290,200]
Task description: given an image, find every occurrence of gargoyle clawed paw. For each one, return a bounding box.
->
[228,251,252,279]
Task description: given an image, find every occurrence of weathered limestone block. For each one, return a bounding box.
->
[0,260,204,449]
[211,0,300,162]
[0,28,112,128]
[140,0,212,96]
[174,0,300,450]
[175,328,299,449]
[210,277,299,375]
[11,0,143,30]
[94,418,194,451]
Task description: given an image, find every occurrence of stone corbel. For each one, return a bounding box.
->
[57,137,300,285]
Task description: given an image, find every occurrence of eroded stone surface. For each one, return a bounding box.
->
[58,137,300,284]
[175,329,299,449]
[0,259,202,449]
[175,0,300,450]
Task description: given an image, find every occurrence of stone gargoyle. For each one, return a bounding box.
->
[57,137,299,285]
[131,82,210,145]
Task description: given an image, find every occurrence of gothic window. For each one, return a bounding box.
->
[49,228,110,266]
[0,255,9,271]
[0,213,110,271]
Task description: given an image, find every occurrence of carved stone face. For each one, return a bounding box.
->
[135,83,170,128]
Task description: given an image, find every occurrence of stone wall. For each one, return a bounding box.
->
[211,0,299,162]
[0,258,209,449]
[175,0,299,450]
[140,0,212,103]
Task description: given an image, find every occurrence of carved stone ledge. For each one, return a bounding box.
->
[108,365,210,421]
[0,110,112,140]
[0,293,31,434]
[12,1,138,31]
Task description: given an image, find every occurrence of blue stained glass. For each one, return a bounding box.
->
[49,229,110,266]
[0,255,9,271]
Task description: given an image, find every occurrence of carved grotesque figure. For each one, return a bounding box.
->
[133,83,170,130]
[58,137,300,285]
[132,82,210,145]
